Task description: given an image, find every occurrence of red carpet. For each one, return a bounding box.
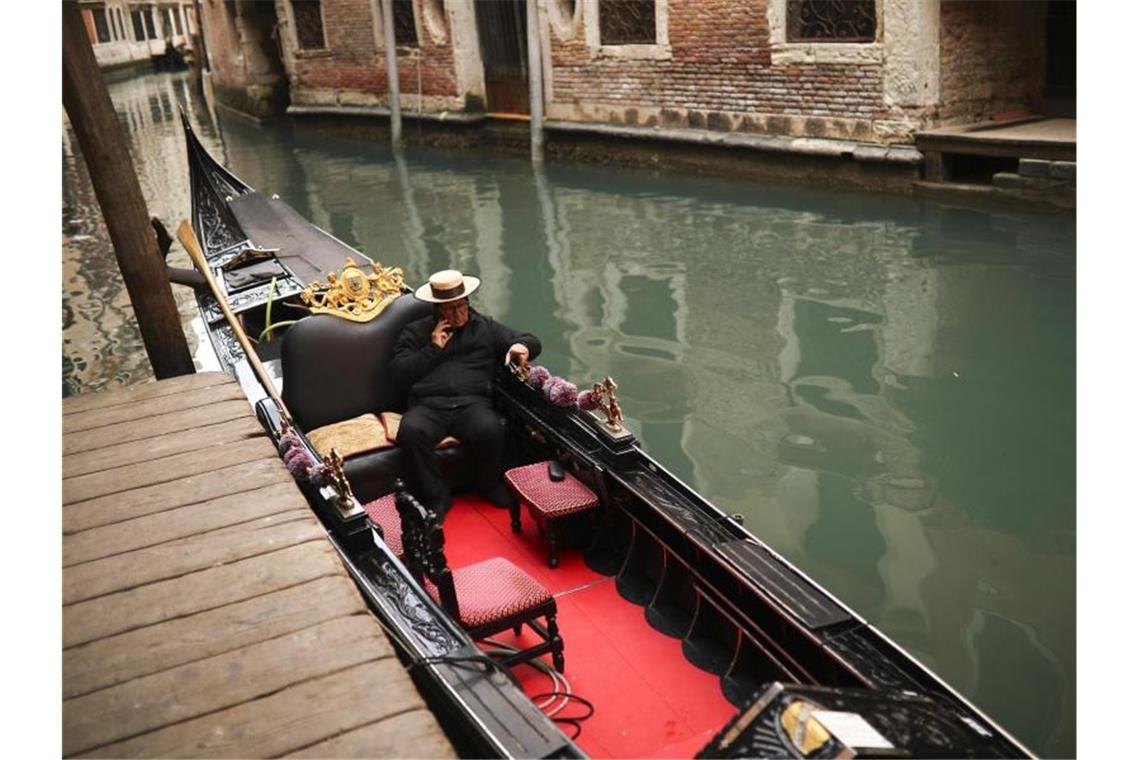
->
[442,494,736,758]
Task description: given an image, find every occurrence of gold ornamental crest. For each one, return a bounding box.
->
[300,258,405,322]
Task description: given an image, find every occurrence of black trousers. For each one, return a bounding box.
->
[396,397,505,513]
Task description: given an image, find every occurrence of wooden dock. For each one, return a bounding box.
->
[62,372,455,758]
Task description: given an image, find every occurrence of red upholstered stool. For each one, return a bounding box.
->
[504,461,599,568]
[362,493,403,559]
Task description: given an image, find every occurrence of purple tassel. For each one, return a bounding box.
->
[308,463,332,487]
[577,389,601,411]
[285,451,313,480]
[544,376,579,407]
[278,431,303,456]
[526,365,551,389]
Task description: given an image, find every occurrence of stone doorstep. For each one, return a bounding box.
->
[1019,158,1077,181]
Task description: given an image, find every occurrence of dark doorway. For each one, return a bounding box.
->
[1043,0,1075,116]
[475,0,529,114]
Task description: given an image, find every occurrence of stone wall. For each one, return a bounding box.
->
[938,1,1047,124]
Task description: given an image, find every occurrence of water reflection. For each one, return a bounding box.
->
[61,71,1075,756]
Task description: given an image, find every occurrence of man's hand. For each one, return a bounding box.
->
[505,342,529,368]
[431,319,454,349]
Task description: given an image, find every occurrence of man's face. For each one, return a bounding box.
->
[439,297,470,328]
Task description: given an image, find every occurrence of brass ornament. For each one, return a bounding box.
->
[324,448,357,510]
[300,258,405,322]
[593,376,626,435]
[778,700,831,756]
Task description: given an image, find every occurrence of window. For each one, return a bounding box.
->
[393,0,418,46]
[144,7,158,39]
[787,0,875,43]
[92,8,113,43]
[291,0,326,49]
[131,9,146,40]
[115,8,126,39]
[599,0,655,45]
[173,5,183,34]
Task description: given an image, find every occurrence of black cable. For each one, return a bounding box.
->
[410,653,522,688]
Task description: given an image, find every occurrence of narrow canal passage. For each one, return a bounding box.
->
[63,70,1075,757]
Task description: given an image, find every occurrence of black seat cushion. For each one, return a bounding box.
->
[281,293,431,431]
[280,293,475,503]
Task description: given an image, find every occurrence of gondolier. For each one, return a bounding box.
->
[392,269,541,515]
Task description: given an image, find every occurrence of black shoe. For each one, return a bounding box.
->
[483,483,514,509]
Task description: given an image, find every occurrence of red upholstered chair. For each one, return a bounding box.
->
[393,482,565,672]
[362,493,403,559]
[504,461,599,568]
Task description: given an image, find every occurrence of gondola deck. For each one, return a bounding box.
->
[442,491,737,757]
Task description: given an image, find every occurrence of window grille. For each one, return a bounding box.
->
[93,8,112,43]
[599,0,656,45]
[393,0,418,46]
[291,0,326,49]
[787,0,875,43]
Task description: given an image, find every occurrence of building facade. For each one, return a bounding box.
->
[196,0,1074,182]
[80,1,199,70]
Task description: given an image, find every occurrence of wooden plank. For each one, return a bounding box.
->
[64,540,341,648]
[63,382,248,435]
[63,436,279,504]
[85,660,442,759]
[63,458,292,533]
[64,416,265,479]
[62,372,233,416]
[64,510,321,605]
[64,575,366,699]
[63,615,389,756]
[64,399,255,456]
[288,709,456,758]
[64,481,306,566]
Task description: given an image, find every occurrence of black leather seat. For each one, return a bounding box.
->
[280,293,475,504]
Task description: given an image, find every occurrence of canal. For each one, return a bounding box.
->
[63,70,1076,757]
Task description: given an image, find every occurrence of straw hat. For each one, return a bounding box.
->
[414,269,481,303]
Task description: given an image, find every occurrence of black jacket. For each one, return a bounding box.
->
[392,309,542,403]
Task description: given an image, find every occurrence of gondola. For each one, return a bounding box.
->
[172,111,1033,759]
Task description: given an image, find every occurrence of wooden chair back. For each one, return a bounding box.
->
[393,480,460,617]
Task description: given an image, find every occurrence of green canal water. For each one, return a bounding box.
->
[63,71,1076,756]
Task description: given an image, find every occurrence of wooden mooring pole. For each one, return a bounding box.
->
[526,0,545,162]
[62,1,195,380]
[379,0,403,146]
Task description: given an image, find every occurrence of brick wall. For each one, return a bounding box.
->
[283,0,461,109]
[939,1,1046,123]
[548,0,886,141]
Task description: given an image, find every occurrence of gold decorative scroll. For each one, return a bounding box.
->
[300,258,405,322]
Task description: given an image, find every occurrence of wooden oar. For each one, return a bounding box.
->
[176,219,293,428]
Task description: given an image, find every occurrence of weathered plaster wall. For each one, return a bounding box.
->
[201,0,287,117]
[938,1,1047,124]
